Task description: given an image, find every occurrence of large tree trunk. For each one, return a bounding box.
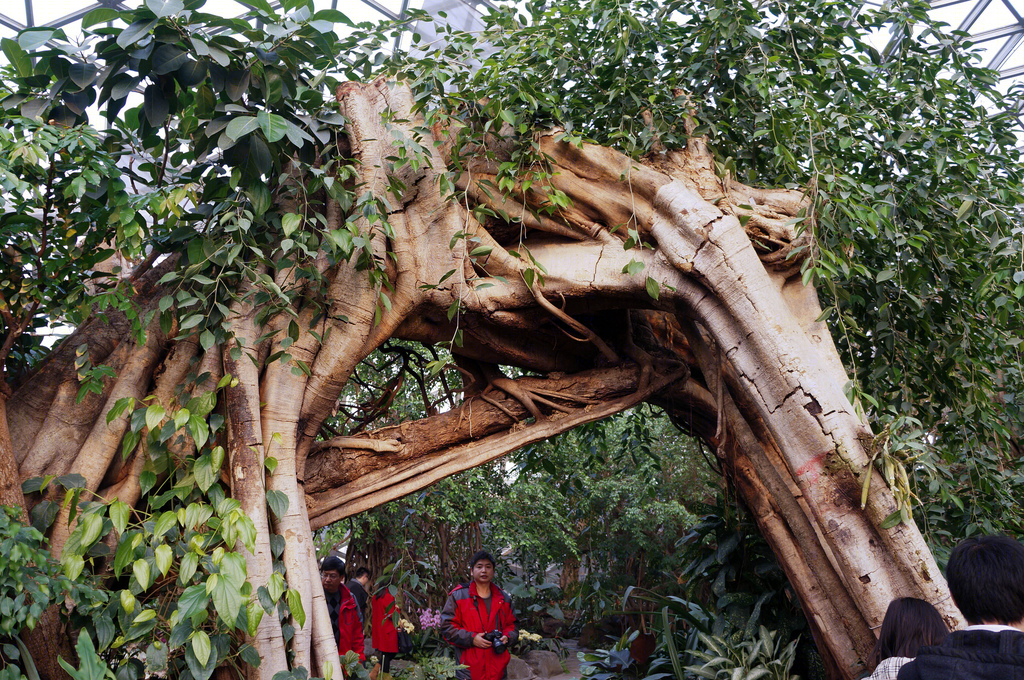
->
[4,78,958,680]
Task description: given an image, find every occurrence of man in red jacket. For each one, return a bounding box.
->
[321,556,365,663]
[440,551,518,680]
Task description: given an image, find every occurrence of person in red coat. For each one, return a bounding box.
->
[321,556,366,664]
[371,588,400,674]
[440,551,518,680]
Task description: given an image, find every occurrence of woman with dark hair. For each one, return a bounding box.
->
[868,597,949,680]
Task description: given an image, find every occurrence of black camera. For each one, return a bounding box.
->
[482,630,507,654]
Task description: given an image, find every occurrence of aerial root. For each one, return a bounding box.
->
[480,375,595,423]
[528,284,620,363]
[622,312,656,394]
[312,436,401,453]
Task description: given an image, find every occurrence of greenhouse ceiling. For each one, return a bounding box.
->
[0,0,500,53]
[2,0,1024,85]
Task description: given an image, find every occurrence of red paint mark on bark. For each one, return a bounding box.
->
[795,452,828,484]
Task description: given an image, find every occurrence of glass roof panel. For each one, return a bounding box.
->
[0,5,29,27]
[3,0,1024,88]
[968,0,1015,33]
[1002,35,1024,67]
[4,0,1024,81]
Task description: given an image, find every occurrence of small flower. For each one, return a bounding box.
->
[418,607,442,629]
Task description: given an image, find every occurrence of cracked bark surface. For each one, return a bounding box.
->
[4,78,958,680]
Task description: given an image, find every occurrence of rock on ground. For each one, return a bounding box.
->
[506,656,539,680]
[522,650,565,678]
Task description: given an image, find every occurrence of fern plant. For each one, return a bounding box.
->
[685,627,800,680]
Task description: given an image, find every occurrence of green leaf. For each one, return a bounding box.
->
[875,269,895,283]
[114,536,136,576]
[116,19,158,49]
[145,404,166,431]
[79,512,104,548]
[247,0,277,15]
[220,552,247,588]
[226,116,259,142]
[189,415,210,451]
[212,576,244,627]
[2,39,32,77]
[58,473,86,490]
[179,552,199,584]
[880,510,904,530]
[286,588,306,628]
[134,559,153,590]
[152,44,189,75]
[247,183,272,216]
[194,454,217,493]
[63,554,85,581]
[143,83,170,127]
[210,446,225,471]
[257,110,288,143]
[645,276,660,300]
[69,63,99,89]
[955,198,974,222]
[239,644,261,668]
[191,629,211,667]
[266,489,289,519]
[22,475,52,494]
[247,601,265,637]
[267,572,285,603]
[121,589,137,615]
[155,544,173,577]
[82,8,122,28]
[224,69,251,102]
[18,29,55,51]
[622,259,645,276]
[106,397,134,425]
[188,391,217,418]
[133,609,157,626]
[174,408,190,430]
[177,584,209,620]
[146,0,184,18]
[145,641,168,673]
[176,59,208,87]
[281,213,302,236]
[60,631,108,680]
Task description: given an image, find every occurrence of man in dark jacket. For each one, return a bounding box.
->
[898,534,1024,679]
[347,566,371,624]
[440,551,518,680]
[320,556,365,663]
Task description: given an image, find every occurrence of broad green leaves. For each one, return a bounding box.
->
[226,116,260,142]
[116,19,159,49]
[1,38,31,77]
[40,453,299,679]
[146,0,184,18]
[1,0,362,404]
[257,111,288,143]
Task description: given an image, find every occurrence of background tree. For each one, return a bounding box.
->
[328,406,709,613]
[0,0,1020,679]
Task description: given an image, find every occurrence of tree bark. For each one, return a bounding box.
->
[3,78,959,680]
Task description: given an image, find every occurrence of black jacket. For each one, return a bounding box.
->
[346,578,369,623]
[897,629,1024,680]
